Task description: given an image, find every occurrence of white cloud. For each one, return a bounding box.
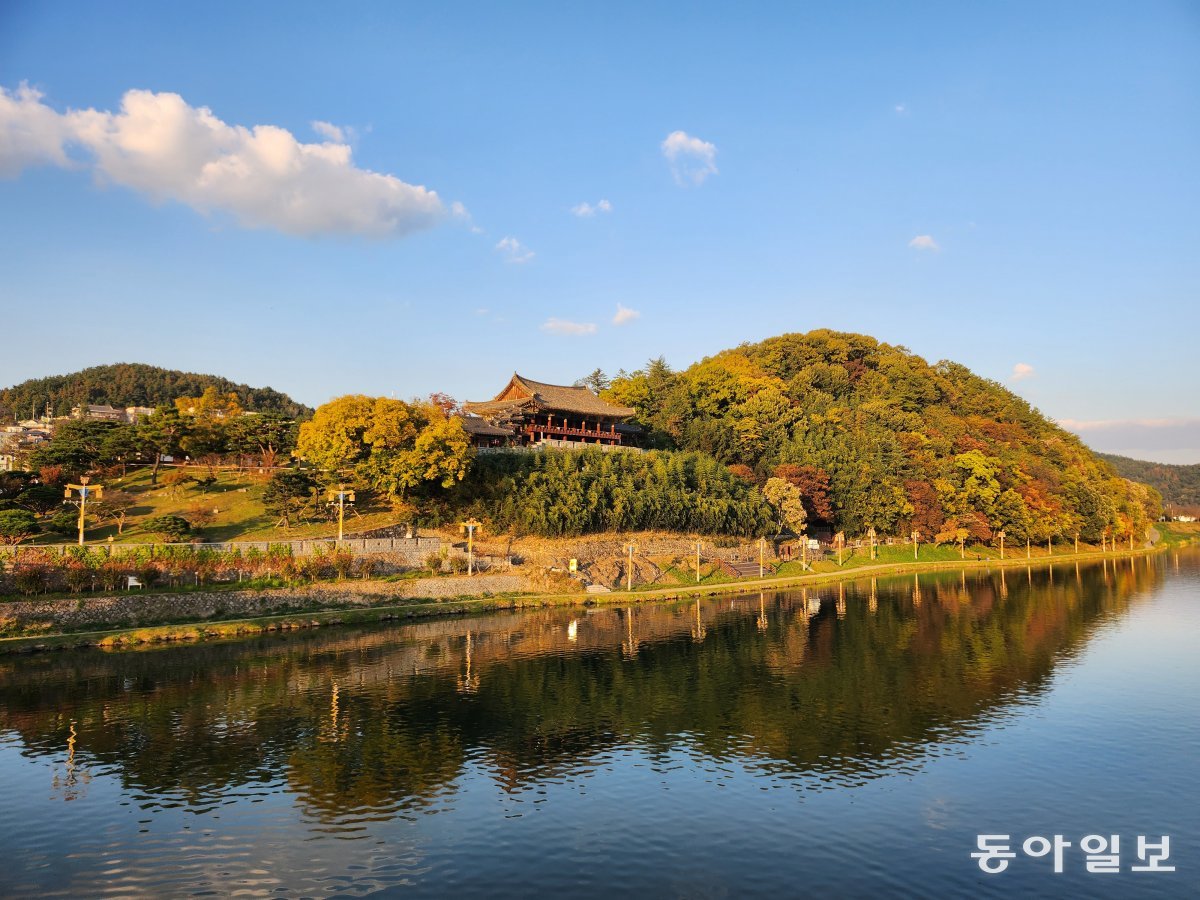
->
[495,236,534,263]
[1010,362,1035,382]
[311,120,345,143]
[0,83,445,237]
[612,303,640,326]
[571,198,612,217]
[894,103,908,115]
[661,130,718,185]
[540,318,597,336]
[908,234,940,251]
[0,84,73,175]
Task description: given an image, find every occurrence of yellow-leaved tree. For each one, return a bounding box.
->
[296,395,472,501]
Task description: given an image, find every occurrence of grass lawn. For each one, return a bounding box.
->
[38,466,403,545]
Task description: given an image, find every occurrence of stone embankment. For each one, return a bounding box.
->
[1,573,528,633]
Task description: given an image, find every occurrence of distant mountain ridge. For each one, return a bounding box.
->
[0,363,311,422]
[1098,453,1200,509]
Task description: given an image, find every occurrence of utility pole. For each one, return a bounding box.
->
[461,518,482,575]
[63,476,102,546]
[327,484,355,542]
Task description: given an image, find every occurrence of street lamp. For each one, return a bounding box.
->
[327,484,355,542]
[461,518,482,575]
[63,475,102,546]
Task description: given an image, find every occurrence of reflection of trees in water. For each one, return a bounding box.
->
[0,557,1164,822]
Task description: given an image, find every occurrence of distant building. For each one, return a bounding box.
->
[461,373,640,450]
[72,404,127,422]
[70,404,156,424]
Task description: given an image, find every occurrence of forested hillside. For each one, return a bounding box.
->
[603,330,1160,542]
[1098,453,1200,510]
[0,363,310,421]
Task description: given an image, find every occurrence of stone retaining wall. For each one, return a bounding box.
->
[0,574,530,633]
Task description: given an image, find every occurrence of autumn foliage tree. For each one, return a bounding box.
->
[606,329,1157,544]
[296,396,473,503]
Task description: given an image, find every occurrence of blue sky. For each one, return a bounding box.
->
[1,2,1197,461]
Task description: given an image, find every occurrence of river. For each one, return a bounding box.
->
[1,551,1196,897]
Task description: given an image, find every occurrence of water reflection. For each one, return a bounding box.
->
[0,556,1164,828]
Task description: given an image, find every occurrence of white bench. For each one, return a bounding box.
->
[126,576,144,590]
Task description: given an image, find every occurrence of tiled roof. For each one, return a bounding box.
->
[457,415,516,437]
[465,373,634,418]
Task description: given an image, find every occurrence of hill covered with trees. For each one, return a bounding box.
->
[601,330,1159,544]
[1098,453,1200,511]
[0,363,310,421]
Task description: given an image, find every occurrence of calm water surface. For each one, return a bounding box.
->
[1,552,1197,897]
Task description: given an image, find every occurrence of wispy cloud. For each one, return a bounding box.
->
[495,236,534,263]
[1010,362,1035,382]
[311,120,346,143]
[908,234,940,252]
[541,318,597,336]
[661,130,718,186]
[571,198,612,217]
[894,103,908,115]
[612,303,640,326]
[0,84,445,237]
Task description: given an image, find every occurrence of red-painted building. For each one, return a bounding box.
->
[461,374,639,449]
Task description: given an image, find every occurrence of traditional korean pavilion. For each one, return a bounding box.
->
[461,373,638,449]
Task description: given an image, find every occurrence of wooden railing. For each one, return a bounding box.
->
[522,423,621,442]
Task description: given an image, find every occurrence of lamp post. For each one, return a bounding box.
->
[327,484,355,542]
[63,475,102,546]
[461,518,482,575]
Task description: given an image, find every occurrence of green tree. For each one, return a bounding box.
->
[28,419,119,474]
[138,407,190,485]
[0,509,39,545]
[226,413,298,468]
[262,470,319,529]
[763,477,807,536]
[144,514,191,541]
